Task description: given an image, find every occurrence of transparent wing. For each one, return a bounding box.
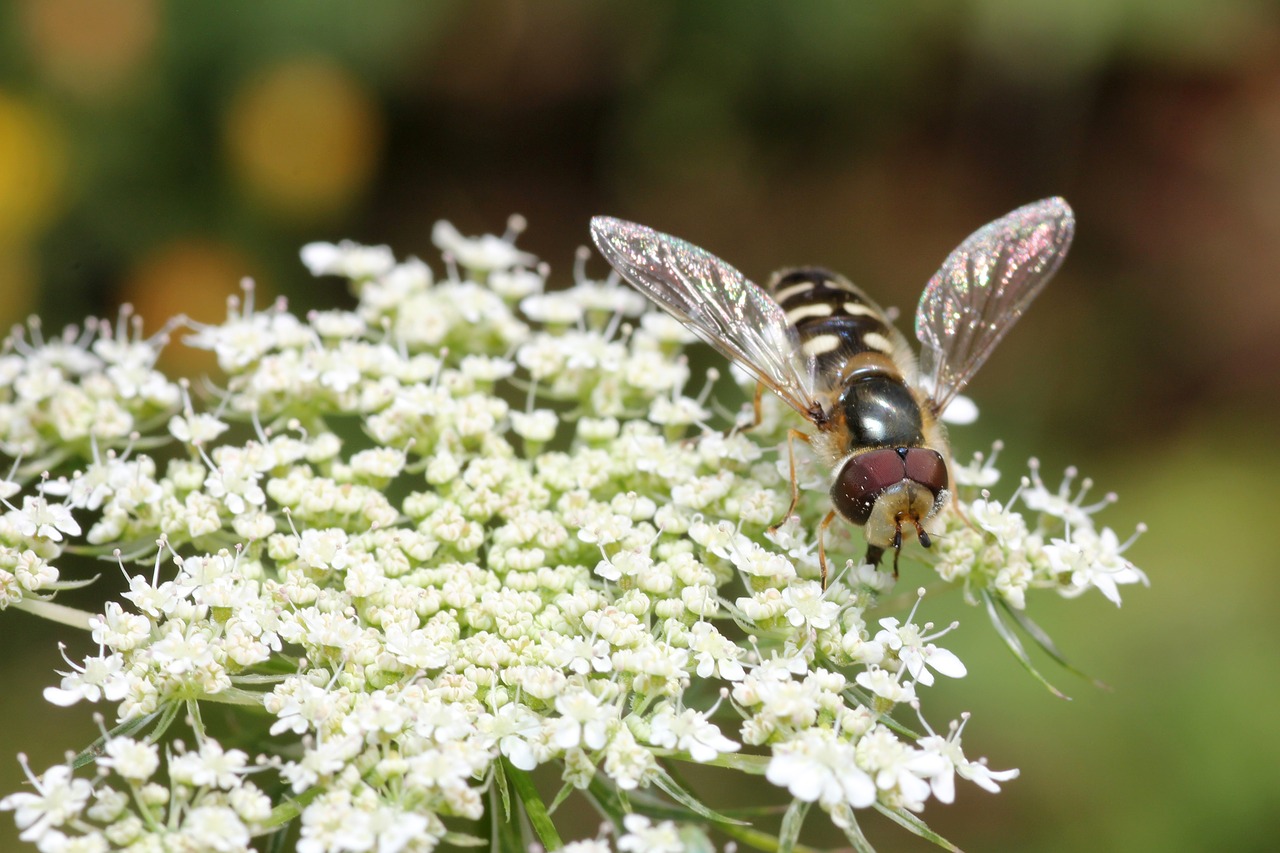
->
[915,197,1075,413]
[590,216,822,419]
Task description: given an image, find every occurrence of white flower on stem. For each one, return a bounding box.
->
[647,704,740,762]
[0,759,93,844]
[520,292,586,326]
[510,409,558,443]
[951,441,1003,488]
[553,689,615,751]
[1021,459,1116,529]
[967,498,1028,549]
[603,724,658,791]
[300,240,397,279]
[202,455,265,516]
[479,703,545,772]
[854,666,917,705]
[89,601,151,651]
[781,580,839,631]
[266,679,344,737]
[180,805,251,851]
[766,728,876,808]
[547,635,614,675]
[121,572,187,620]
[169,740,249,790]
[1046,525,1148,606]
[169,412,229,446]
[855,725,944,812]
[43,645,129,707]
[687,621,746,682]
[97,737,160,783]
[618,814,685,853]
[726,534,796,583]
[874,593,967,687]
[8,495,80,541]
[916,711,1019,803]
[295,527,352,572]
[432,219,535,272]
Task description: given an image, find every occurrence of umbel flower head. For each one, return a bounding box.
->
[0,217,1146,852]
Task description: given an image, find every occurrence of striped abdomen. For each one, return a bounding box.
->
[770,268,899,371]
[769,268,925,451]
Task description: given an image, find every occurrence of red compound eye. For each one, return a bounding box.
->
[830,447,948,526]
[830,448,907,525]
[903,448,948,495]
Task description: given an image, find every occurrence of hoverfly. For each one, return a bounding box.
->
[590,198,1074,585]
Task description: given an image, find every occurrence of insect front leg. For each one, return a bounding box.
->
[768,428,812,533]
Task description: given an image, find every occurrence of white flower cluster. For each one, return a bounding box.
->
[0,219,1145,852]
[937,446,1147,610]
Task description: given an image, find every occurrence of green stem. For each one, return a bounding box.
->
[503,760,562,851]
[11,597,95,630]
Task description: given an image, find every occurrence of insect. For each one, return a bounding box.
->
[590,198,1075,585]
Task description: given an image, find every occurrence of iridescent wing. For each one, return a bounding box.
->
[590,216,823,419]
[914,197,1075,414]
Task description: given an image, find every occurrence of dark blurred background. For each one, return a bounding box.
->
[2,1,1278,850]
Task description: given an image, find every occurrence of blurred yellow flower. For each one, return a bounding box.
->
[0,92,66,241]
[17,0,158,98]
[223,59,383,221]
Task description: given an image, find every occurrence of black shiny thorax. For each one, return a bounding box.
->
[837,376,924,451]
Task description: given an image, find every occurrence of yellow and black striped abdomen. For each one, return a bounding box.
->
[770,267,925,451]
[769,268,899,375]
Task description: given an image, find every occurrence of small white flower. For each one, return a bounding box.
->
[520,292,586,325]
[1021,459,1116,529]
[854,666,917,705]
[618,814,685,853]
[181,805,251,851]
[510,409,558,443]
[603,724,658,791]
[169,740,249,789]
[687,621,746,681]
[98,737,160,782]
[300,240,396,279]
[951,442,1003,488]
[432,219,535,272]
[479,703,544,771]
[917,713,1019,803]
[0,760,94,844]
[781,581,839,631]
[44,648,128,707]
[1046,525,1148,606]
[169,412,229,445]
[648,705,740,762]
[553,689,614,751]
[9,496,80,541]
[856,725,943,811]
[766,729,876,808]
[875,606,967,688]
[967,498,1027,548]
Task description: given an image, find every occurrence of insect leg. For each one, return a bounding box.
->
[817,509,838,589]
[768,428,812,532]
[727,382,766,436]
[749,381,765,430]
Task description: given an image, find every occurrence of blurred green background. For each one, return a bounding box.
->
[2,1,1278,850]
